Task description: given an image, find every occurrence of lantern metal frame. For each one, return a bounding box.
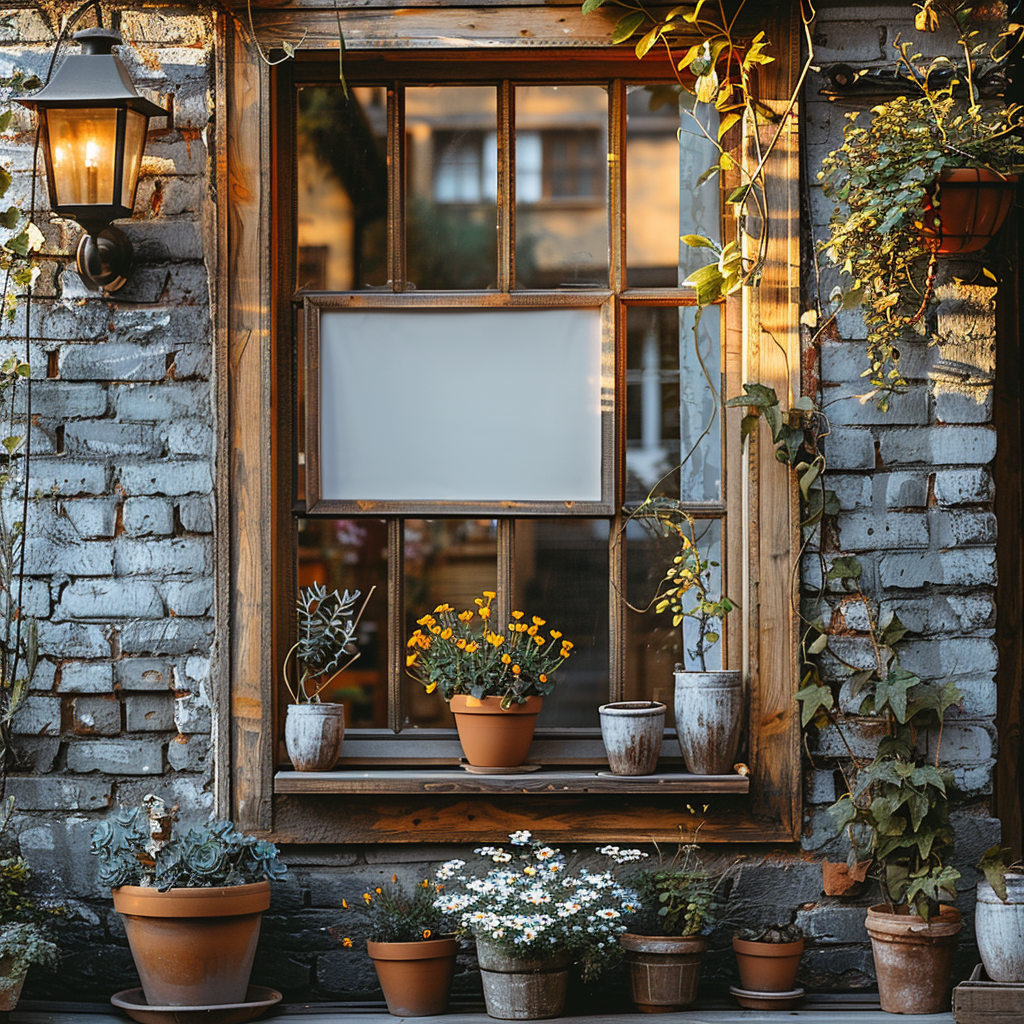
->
[18,26,165,292]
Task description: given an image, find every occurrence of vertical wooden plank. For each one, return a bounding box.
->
[747,6,801,834]
[388,85,405,290]
[498,80,514,292]
[609,79,624,293]
[388,519,405,733]
[225,14,274,831]
[497,519,514,631]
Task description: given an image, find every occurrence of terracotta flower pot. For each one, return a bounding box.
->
[476,939,571,1020]
[113,881,271,1007]
[976,873,1024,983]
[865,903,962,1014]
[821,858,871,897]
[732,936,804,993]
[285,702,345,771]
[0,959,26,1013]
[673,670,742,774]
[367,937,458,1016]
[922,168,1018,254]
[620,933,706,1012]
[449,695,542,769]
[599,701,665,775]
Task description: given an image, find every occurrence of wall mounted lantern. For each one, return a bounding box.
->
[18,27,165,292]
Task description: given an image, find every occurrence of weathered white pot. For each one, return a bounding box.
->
[673,670,742,774]
[285,702,345,771]
[977,873,1024,982]
[476,940,572,1020]
[599,701,665,775]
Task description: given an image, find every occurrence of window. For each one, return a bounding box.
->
[224,5,802,843]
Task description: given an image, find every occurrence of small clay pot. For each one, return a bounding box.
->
[821,859,871,897]
[367,937,458,1016]
[599,701,665,775]
[732,935,804,993]
[620,933,706,1012]
[450,695,542,769]
[285,702,345,771]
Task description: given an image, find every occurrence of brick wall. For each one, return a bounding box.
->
[0,0,1008,1005]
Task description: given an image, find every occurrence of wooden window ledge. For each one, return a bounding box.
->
[274,768,750,795]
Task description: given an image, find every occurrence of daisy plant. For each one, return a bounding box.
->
[433,830,644,980]
[406,592,574,708]
[338,874,453,945]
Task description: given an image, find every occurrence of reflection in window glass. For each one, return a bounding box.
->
[406,87,498,289]
[625,517,724,721]
[295,518,388,727]
[625,84,721,287]
[513,520,609,728]
[516,85,608,288]
[625,305,722,504]
[296,86,388,290]
[404,519,498,728]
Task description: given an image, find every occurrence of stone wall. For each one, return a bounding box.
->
[0,0,1008,1006]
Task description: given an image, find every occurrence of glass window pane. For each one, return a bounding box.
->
[404,519,498,728]
[121,110,147,208]
[625,517,725,711]
[406,86,498,289]
[317,308,605,504]
[625,84,721,287]
[47,108,119,206]
[516,85,608,288]
[513,519,609,728]
[296,86,388,291]
[625,305,721,504]
[295,517,388,728]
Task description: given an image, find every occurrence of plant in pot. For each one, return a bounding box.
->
[90,795,287,1010]
[282,582,373,771]
[406,592,574,770]
[433,830,640,1019]
[614,821,736,1012]
[819,0,1024,408]
[337,874,457,1016]
[0,799,60,1011]
[630,501,738,775]
[975,845,1024,983]
[731,921,804,1009]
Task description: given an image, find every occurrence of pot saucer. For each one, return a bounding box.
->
[460,760,542,775]
[729,985,804,1010]
[111,986,282,1024]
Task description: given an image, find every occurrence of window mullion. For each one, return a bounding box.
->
[388,84,405,291]
[609,79,625,293]
[497,80,514,291]
[497,518,514,633]
[388,518,405,732]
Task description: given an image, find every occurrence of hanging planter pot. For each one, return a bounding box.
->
[673,670,742,774]
[865,904,962,1014]
[598,701,665,775]
[475,940,571,1020]
[284,702,345,771]
[449,695,542,769]
[367,937,459,1016]
[976,873,1024,983]
[620,933,706,1011]
[922,168,1018,254]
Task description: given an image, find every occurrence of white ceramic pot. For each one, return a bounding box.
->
[284,702,345,771]
[673,669,742,774]
[977,873,1024,982]
[598,701,665,775]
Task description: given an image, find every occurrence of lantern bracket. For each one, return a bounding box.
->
[76,226,132,292]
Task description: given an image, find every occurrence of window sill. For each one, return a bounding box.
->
[274,768,750,795]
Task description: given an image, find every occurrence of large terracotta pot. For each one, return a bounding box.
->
[285,702,345,771]
[113,881,271,1007]
[923,168,1018,254]
[367,937,458,1016]
[976,873,1024,982]
[620,933,706,1012]
[475,940,571,1020]
[865,903,962,1014]
[449,695,542,769]
[599,701,665,776]
[673,670,742,774]
[732,936,804,993]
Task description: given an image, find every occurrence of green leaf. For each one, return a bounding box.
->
[0,110,12,133]
[681,234,720,251]
[874,667,921,724]
[795,680,834,727]
[581,0,610,13]
[718,112,741,140]
[635,25,663,59]
[611,11,645,44]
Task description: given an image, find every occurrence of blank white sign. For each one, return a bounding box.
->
[318,307,605,503]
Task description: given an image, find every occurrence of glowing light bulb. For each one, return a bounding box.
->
[85,138,99,204]
[85,139,99,168]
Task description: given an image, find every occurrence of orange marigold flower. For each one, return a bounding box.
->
[512,611,524,620]
[342,898,349,909]
[423,929,432,939]
[458,610,473,622]
[465,642,479,653]
[416,615,435,627]
[561,640,574,650]
[479,606,491,619]
[532,616,546,626]
[434,603,453,613]
[483,591,496,599]
[512,664,521,675]
[440,628,453,640]
[406,654,418,666]
[527,625,538,636]
[376,887,382,894]
[539,674,547,683]
[550,630,562,639]
[363,893,372,904]
[455,638,467,649]
[421,878,430,889]
[392,874,398,883]
[342,937,353,948]
[425,681,438,694]
[534,636,545,646]
[502,654,512,665]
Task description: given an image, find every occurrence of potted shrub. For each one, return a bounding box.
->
[819,1,1024,407]
[975,846,1024,982]
[282,582,373,771]
[732,922,804,997]
[407,593,574,770]
[338,874,458,1016]
[90,795,287,1008]
[616,826,735,1012]
[433,830,639,1019]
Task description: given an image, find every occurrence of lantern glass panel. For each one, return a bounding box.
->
[47,107,119,207]
[121,109,147,209]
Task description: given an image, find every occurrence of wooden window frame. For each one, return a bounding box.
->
[218,1,802,845]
